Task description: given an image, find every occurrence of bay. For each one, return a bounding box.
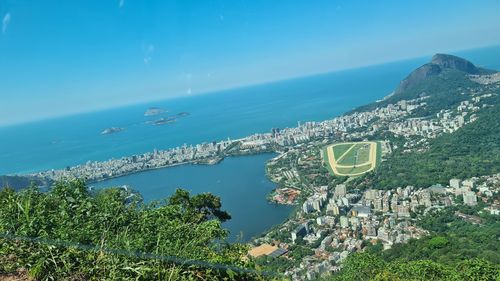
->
[1,46,499,175]
[0,55,430,175]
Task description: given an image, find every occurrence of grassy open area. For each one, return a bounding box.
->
[332,143,353,159]
[323,141,380,177]
[376,141,382,167]
[337,143,371,166]
[336,164,373,175]
[322,147,336,175]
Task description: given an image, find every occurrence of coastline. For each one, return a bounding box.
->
[87,158,222,185]
[88,151,295,242]
[88,151,292,205]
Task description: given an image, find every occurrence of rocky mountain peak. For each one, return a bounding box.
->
[395,54,483,95]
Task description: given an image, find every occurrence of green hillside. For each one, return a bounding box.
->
[350,53,497,117]
[360,92,500,188]
[0,180,266,280]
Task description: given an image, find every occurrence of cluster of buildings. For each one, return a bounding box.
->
[479,174,500,215]
[387,92,494,139]
[302,187,328,214]
[450,178,478,206]
[33,140,233,182]
[266,151,308,192]
[255,171,500,280]
[449,174,500,213]
[234,79,496,155]
[469,73,500,85]
[270,187,301,205]
[279,184,437,280]
[31,76,496,185]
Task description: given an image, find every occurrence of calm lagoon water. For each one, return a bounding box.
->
[92,153,291,242]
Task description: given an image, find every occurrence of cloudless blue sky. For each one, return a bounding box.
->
[1,0,500,126]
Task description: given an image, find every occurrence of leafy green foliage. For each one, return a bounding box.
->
[330,252,499,281]
[0,180,265,280]
[427,236,449,249]
[168,189,232,223]
[364,93,500,188]
[379,207,500,265]
[333,252,386,281]
[351,70,479,116]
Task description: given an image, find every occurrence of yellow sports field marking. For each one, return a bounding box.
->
[335,162,371,168]
[335,144,356,163]
[326,141,377,176]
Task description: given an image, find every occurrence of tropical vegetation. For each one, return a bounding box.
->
[0,180,272,280]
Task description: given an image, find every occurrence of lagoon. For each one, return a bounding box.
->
[92,153,292,242]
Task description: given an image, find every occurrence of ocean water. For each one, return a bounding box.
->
[0,57,427,175]
[2,46,500,175]
[1,45,499,241]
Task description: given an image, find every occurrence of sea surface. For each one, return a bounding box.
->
[1,45,499,241]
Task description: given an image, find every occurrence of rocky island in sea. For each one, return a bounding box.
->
[147,117,177,126]
[176,112,190,117]
[100,127,124,135]
[144,107,167,116]
[144,112,190,126]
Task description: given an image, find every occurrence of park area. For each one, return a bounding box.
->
[323,141,380,177]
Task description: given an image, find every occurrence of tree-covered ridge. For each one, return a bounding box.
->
[354,69,485,116]
[0,180,265,280]
[351,53,497,116]
[328,252,499,281]
[378,205,500,265]
[358,92,500,188]
[0,175,48,192]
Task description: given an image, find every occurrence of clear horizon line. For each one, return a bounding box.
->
[1,43,499,129]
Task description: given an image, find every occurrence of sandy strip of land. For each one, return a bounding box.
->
[335,162,372,168]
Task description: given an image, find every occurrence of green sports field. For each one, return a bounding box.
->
[323,141,380,177]
[332,143,352,159]
[336,143,371,166]
[335,164,372,175]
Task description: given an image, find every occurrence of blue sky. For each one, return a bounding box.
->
[1,0,500,126]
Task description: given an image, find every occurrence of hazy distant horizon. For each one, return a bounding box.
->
[2,44,500,128]
[2,1,500,126]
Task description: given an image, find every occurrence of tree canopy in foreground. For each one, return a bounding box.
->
[0,180,271,280]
